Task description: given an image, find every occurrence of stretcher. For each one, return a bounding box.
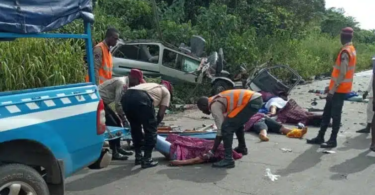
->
[104,126,218,141]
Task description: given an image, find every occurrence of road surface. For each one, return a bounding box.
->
[66,70,375,195]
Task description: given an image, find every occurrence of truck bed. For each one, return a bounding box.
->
[0,83,103,177]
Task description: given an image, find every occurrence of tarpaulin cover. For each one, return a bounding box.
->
[0,0,94,34]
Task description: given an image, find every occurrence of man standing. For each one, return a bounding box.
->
[122,83,171,168]
[371,58,375,151]
[99,69,145,160]
[307,27,356,148]
[357,64,374,134]
[196,89,263,168]
[86,27,119,85]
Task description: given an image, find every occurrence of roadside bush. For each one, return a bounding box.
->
[1,0,375,101]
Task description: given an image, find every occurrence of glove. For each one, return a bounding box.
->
[363,91,368,100]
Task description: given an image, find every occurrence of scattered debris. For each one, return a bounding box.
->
[201,116,210,119]
[322,150,336,154]
[280,148,292,153]
[265,168,280,181]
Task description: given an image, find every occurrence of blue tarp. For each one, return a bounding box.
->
[0,0,94,34]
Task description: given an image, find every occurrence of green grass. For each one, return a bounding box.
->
[0,39,86,92]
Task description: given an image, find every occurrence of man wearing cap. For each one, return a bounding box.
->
[371,58,375,152]
[357,60,374,134]
[99,69,146,160]
[122,82,172,168]
[307,27,356,148]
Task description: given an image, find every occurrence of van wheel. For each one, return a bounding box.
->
[0,164,49,195]
[211,80,232,95]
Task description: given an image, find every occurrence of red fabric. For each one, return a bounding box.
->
[166,134,242,161]
[341,27,354,34]
[130,69,146,83]
[276,99,322,125]
[161,80,173,94]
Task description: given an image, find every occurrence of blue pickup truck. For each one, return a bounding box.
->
[0,1,114,195]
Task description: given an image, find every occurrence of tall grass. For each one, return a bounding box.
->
[0,39,85,92]
[254,32,373,79]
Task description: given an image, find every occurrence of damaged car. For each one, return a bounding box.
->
[111,36,302,96]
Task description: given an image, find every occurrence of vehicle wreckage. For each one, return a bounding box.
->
[111,36,302,95]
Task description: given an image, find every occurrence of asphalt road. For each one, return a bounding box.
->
[66,71,375,195]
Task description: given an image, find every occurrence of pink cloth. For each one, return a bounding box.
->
[276,99,322,125]
[166,134,242,161]
[244,113,266,132]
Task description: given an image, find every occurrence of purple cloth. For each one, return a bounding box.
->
[166,134,242,161]
[244,113,266,132]
[276,99,322,125]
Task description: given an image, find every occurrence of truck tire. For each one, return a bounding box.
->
[211,80,233,95]
[0,164,49,195]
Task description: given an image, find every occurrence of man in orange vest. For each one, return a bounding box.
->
[307,27,356,148]
[197,89,263,168]
[86,27,119,85]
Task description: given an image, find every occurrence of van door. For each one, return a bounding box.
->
[159,48,200,84]
[111,44,161,77]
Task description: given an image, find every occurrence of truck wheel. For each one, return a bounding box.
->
[0,164,49,195]
[211,80,232,95]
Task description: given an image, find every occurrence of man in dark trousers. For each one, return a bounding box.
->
[197,89,263,168]
[122,83,171,168]
[307,27,357,148]
[99,69,146,160]
[371,57,375,152]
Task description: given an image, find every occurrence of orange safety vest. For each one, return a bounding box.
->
[85,42,113,85]
[329,43,356,93]
[208,89,255,118]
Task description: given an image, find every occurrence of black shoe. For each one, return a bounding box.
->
[112,153,129,161]
[135,158,142,165]
[212,159,235,168]
[306,137,325,145]
[141,159,158,169]
[234,147,248,155]
[118,148,134,156]
[357,124,371,133]
[357,128,370,133]
[141,149,158,168]
[321,140,337,148]
[134,149,143,165]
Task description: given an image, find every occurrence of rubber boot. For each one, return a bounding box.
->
[234,130,248,155]
[134,148,143,165]
[141,149,158,169]
[212,136,235,168]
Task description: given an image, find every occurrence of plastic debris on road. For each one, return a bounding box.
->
[322,150,336,154]
[280,148,292,153]
[265,168,280,181]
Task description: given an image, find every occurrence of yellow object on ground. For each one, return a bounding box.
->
[286,128,308,138]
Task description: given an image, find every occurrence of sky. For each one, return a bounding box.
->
[325,0,375,30]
